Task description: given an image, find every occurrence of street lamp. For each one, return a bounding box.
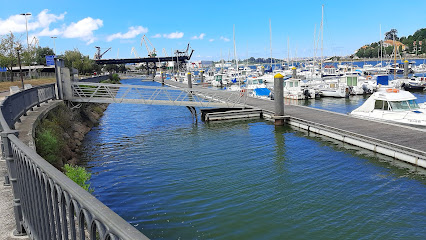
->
[51,36,57,55]
[20,13,31,78]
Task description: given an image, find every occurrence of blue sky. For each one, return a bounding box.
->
[1,0,425,61]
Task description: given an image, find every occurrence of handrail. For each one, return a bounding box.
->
[1,84,148,239]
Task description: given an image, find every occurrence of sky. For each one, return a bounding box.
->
[1,0,425,61]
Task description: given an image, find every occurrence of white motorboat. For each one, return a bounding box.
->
[350,88,426,127]
[284,78,316,99]
[318,80,350,98]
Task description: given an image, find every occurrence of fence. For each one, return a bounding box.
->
[1,83,148,239]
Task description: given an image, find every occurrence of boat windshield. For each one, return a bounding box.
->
[389,100,420,111]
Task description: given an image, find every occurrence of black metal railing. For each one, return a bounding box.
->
[1,84,148,239]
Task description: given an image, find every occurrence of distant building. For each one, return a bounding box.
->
[383,40,406,50]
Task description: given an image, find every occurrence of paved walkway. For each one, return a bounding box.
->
[0,89,29,240]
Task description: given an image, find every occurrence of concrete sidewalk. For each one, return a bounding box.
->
[0,89,29,240]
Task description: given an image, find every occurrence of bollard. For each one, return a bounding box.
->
[187,72,192,88]
[200,70,204,83]
[1,130,26,236]
[292,66,297,79]
[153,70,156,81]
[274,73,285,126]
[261,66,265,76]
[161,72,164,85]
[404,60,409,78]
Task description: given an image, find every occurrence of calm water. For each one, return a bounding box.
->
[82,80,426,239]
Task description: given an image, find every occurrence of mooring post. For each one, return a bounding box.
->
[187,72,192,88]
[161,71,164,85]
[200,70,204,84]
[404,60,409,78]
[1,130,26,236]
[261,66,265,76]
[292,66,297,78]
[274,73,285,126]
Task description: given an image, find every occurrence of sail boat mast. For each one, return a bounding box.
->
[320,4,324,70]
[269,19,273,69]
[233,24,239,87]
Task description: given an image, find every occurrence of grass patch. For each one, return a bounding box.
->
[0,77,56,92]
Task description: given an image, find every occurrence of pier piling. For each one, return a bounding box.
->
[274,73,285,126]
[292,66,297,79]
[187,72,192,88]
[200,70,204,83]
[161,72,164,85]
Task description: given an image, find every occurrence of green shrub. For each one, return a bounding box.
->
[64,164,93,192]
[109,73,121,83]
[35,129,60,165]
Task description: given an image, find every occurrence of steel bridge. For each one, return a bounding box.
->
[67,81,248,108]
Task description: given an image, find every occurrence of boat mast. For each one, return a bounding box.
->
[287,36,290,67]
[233,24,239,87]
[380,24,383,67]
[269,19,273,70]
[320,4,324,71]
[393,33,396,79]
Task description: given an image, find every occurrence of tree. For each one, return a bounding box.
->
[62,49,99,75]
[385,29,398,41]
[0,33,20,82]
[34,47,55,65]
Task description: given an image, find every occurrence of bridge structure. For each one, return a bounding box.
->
[94,44,194,73]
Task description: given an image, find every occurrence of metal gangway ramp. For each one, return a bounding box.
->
[66,81,249,108]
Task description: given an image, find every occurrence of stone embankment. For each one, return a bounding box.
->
[34,102,108,168]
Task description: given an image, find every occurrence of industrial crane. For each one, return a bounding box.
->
[141,35,157,57]
[162,48,168,57]
[94,46,111,60]
[131,47,140,58]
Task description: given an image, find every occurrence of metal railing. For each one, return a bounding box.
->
[1,84,148,239]
[69,82,249,108]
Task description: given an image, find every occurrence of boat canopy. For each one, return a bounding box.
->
[352,90,418,113]
[253,88,271,96]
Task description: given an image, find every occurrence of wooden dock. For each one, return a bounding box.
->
[163,79,426,168]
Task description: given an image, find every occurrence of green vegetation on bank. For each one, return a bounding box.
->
[356,28,426,58]
[35,105,70,167]
[64,164,93,192]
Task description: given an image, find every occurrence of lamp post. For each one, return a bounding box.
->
[51,36,57,55]
[20,13,31,78]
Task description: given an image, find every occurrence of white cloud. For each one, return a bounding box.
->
[63,17,103,44]
[106,26,148,42]
[0,9,66,35]
[220,36,230,42]
[37,27,62,37]
[209,39,214,42]
[191,33,205,40]
[152,33,162,38]
[163,32,184,39]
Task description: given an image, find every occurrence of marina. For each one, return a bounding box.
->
[81,79,426,239]
[2,2,426,239]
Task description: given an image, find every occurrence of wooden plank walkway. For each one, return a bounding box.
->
[163,79,426,156]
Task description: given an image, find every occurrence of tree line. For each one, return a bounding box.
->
[356,28,426,58]
[0,33,125,81]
